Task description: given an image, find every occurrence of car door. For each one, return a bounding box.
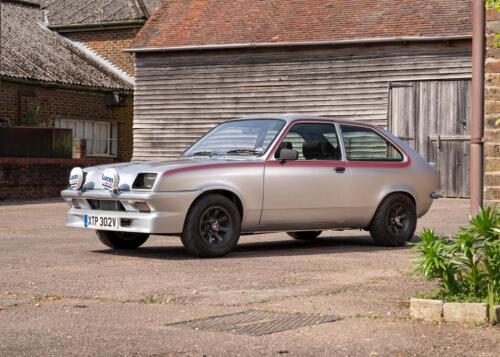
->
[260,122,352,230]
[339,124,409,227]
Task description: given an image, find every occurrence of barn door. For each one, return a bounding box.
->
[389,80,471,198]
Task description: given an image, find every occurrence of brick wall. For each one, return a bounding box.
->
[0,157,113,200]
[69,28,139,76]
[0,81,133,161]
[485,8,500,203]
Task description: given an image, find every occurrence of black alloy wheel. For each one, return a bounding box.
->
[181,194,241,257]
[386,204,410,236]
[96,230,150,249]
[199,206,233,247]
[369,193,416,247]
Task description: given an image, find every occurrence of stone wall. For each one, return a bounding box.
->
[485,7,500,203]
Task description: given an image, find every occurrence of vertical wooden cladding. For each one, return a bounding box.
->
[133,43,472,161]
[390,80,471,198]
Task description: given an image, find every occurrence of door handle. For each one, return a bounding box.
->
[334,167,346,173]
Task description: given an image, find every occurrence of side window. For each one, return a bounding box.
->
[276,123,341,160]
[340,125,403,161]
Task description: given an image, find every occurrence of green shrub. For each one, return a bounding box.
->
[413,208,500,312]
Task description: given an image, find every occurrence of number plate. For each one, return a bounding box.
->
[83,214,118,230]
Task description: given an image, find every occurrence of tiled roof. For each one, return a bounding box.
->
[42,0,163,27]
[0,1,132,90]
[132,0,472,50]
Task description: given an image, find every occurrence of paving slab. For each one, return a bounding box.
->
[410,298,443,322]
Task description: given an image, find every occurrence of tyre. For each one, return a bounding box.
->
[181,194,241,258]
[287,231,322,240]
[96,230,150,249]
[369,193,417,247]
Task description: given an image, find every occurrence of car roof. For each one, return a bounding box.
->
[230,114,378,128]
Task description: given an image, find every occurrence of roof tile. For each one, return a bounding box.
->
[132,0,472,49]
[42,0,163,26]
[0,1,132,89]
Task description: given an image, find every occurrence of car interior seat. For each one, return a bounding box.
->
[302,140,339,160]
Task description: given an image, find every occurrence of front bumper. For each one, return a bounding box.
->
[61,189,200,234]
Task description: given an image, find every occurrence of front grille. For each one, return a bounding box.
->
[87,200,125,212]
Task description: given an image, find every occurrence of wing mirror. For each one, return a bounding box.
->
[278,148,299,162]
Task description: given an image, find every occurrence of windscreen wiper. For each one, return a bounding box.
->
[190,151,217,157]
[225,149,262,155]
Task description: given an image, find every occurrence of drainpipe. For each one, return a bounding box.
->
[470,0,486,215]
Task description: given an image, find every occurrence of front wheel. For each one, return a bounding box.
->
[369,193,416,247]
[96,231,150,249]
[181,194,241,258]
[287,231,322,240]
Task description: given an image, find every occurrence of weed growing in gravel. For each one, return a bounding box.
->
[413,208,500,320]
[140,295,172,305]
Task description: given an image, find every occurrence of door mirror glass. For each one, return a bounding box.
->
[278,148,299,161]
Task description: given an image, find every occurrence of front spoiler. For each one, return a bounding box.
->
[61,189,200,234]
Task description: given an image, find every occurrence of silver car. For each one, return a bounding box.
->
[61,115,439,257]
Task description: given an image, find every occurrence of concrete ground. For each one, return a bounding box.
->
[0,198,498,357]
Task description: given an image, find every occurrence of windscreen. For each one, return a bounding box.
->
[183,119,285,157]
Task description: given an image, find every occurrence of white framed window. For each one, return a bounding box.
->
[55,119,117,157]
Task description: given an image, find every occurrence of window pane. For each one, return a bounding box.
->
[340,125,403,161]
[279,123,340,160]
[111,124,117,156]
[75,121,85,138]
[92,122,113,156]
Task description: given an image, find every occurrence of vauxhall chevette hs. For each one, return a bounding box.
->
[61,115,439,257]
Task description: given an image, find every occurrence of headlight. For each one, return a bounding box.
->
[133,173,157,189]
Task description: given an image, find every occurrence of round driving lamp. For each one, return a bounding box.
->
[101,168,120,192]
[69,167,84,190]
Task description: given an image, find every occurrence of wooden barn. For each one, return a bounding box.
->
[128,0,473,198]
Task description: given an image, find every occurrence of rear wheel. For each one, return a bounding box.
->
[369,193,416,246]
[181,194,241,258]
[287,231,322,240]
[96,231,149,249]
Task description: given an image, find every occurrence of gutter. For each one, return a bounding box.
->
[0,76,132,94]
[49,20,146,33]
[470,0,486,214]
[125,35,472,53]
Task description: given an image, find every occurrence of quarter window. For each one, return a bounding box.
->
[277,123,341,160]
[340,125,403,161]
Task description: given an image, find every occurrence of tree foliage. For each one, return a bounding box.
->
[486,0,500,11]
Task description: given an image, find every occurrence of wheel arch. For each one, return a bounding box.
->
[188,187,245,221]
[377,185,417,210]
[367,189,417,229]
